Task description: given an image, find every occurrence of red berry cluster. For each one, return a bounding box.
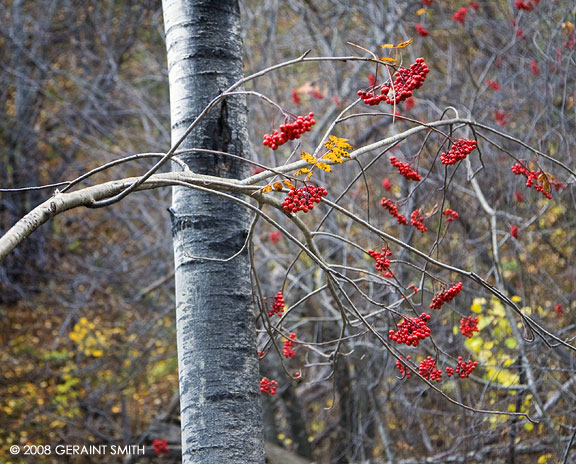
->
[395,355,412,378]
[430,282,463,309]
[440,138,477,165]
[381,197,408,225]
[446,357,478,378]
[419,356,443,381]
[443,208,459,222]
[153,440,168,456]
[390,156,421,181]
[269,291,285,317]
[260,377,278,395]
[510,225,519,239]
[282,185,328,214]
[460,316,479,338]
[357,58,429,106]
[368,247,392,274]
[452,7,467,24]
[416,24,429,37]
[511,162,553,199]
[389,313,431,346]
[515,0,537,11]
[282,332,297,358]
[410,209,428,233]
[262,113,316,150]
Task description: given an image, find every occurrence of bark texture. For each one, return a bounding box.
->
[162,0,264,462]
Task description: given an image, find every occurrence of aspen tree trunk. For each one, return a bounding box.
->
[162,1,265,462]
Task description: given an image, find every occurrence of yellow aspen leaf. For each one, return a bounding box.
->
[396,39,413,48]
[505,337,517,349]
[283,180,295,189]
[537,454,553,464]
[300,152,317,164]
[273,181,283,191]
[262,184,273,193]
[380,43,395,48]
[315,162,332,172]
[380,57,397,63]
[295,168,310,176]
[416,8,426,15]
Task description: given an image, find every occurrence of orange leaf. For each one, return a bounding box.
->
[262,185,273,193]
[537,173,551,193]
[283,180,295,189]
[380,44,395,49]
[396,39,413,48]
[273,182,283,191]
[380,57,397,63]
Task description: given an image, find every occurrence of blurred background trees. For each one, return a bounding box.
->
[0,0,574,463]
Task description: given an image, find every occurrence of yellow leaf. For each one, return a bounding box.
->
[380,57,397,63]
[273,181,283,191]
[262,185,273,193]
[511,295,522,303]
[300,152,317,164]
[295,168,310,176]
[283,180,295,189]
[465,337,483,354]
[524,423,534,432]
[471,302,483,313]
[306,171,314,180]
[416,8,426,15]
[396,39,413,48]
[329,135,353,149]
[323,152,342,163]
[505,337,517,349]
[380,44,395,48]
[316,162,332,172]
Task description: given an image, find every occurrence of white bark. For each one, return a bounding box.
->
[162,0,265,462]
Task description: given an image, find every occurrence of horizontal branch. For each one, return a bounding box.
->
[0,171,253,261]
